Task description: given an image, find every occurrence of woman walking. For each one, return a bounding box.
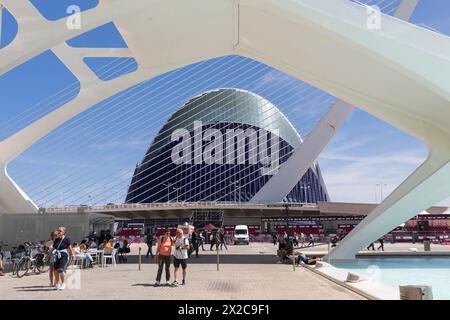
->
[52,227,73,290]
[46,230,59,287]
[155,229,174,286]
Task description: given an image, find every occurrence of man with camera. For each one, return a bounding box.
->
[172,228,190,286]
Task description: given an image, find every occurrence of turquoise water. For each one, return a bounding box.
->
[333,258,450,300]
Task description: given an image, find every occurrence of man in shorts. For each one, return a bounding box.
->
[172,228,190,286]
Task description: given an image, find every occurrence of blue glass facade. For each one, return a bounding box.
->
[126,89,329,203]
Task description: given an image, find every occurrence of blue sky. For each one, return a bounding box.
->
[0,0,449,207]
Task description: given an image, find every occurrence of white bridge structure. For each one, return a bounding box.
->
[0,0,449,260]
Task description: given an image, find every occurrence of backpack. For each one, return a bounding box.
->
[159,235,174,247]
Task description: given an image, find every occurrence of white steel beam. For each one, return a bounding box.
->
[250,100,353,203]
[0,0,151,76]
[251,0,420,203]
[394,0,420,20]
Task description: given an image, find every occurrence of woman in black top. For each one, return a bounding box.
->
[53,228,73,290]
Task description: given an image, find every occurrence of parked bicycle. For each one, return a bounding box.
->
[14,242,47,278]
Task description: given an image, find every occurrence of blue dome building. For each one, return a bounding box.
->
[126,88,329,203]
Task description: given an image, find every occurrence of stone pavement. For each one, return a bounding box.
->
[0,243,363,300]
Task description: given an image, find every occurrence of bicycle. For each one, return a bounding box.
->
[14,242,47,278]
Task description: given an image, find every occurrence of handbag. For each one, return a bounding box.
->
[49,236,64,264]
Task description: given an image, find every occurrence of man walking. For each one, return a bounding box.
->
[191,231,200,258]
[172,229,190,286]
[219,231,228,251]
[199,232,205,251]
[145,229,155,258]
[307,234,315,247]
[210,231,218,251]
[377,237,385,251]
[155,229,174,286]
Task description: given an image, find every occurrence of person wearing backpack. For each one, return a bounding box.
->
[155,229,174,286]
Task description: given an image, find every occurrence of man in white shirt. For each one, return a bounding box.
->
[172,228,190,286]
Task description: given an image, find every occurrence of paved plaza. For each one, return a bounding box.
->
[0,243,363,300]
[3,241,448,300]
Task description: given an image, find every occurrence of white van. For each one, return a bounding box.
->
[233,225,250,245]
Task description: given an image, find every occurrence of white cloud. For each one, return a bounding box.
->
[319,140,429,204]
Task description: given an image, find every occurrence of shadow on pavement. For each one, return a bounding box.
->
[132,283,153,287]
[14,285,56,292]
[132,283,175,288]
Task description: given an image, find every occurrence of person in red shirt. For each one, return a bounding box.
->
[155,229,174,286]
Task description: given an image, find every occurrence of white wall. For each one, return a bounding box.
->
[0,213,90,246]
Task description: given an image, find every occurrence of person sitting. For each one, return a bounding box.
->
[331,235,339,247]
[104,239,113,253]
[98,239,108,250]
[72,243,93,268]
[296,252,321,266]
[89,239,99,249]
[70,243,79,264]
[277,236,295,263]
[118,240,130,262]
[79,244,94,267]
[277,235,287,262]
